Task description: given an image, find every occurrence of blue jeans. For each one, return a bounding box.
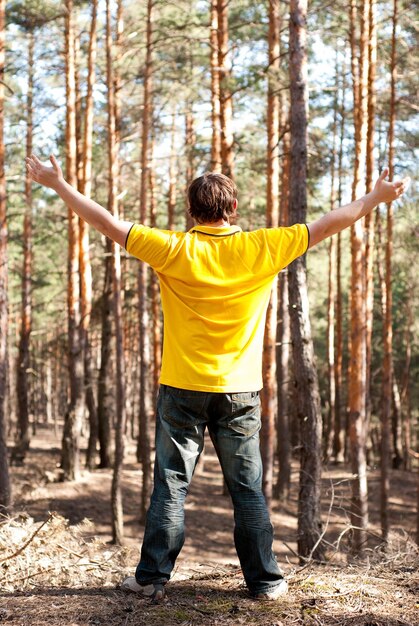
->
[135,384,284,594]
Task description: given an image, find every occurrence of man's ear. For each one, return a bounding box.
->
[233,199,238,210]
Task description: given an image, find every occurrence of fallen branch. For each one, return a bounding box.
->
[0,513,55,564]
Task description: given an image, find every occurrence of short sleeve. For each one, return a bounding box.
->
[125,223,173,272]
[265,224,309,273]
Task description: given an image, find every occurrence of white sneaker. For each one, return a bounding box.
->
[120,576,166,601]
[252,578,288,600]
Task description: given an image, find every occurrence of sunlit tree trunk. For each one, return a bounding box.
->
[0,0,11,511]
[400,297,412,471]
[210,0,221,172]
[185,106,195,230]
[364,0,376,434]
[97,250,113,469]
[167,112,177,231]
[149,138,161,403]
[349,0,370,555]
[80,0,98,470]
[74,35,83,192]
[333,58,346,463]
[15,31,34,464]
[106,0,126,545]
[289,0,324,561]
[137,0,153,522]
[381,0,398,543]
[275,106,291,501]
[261,0,280,509]
[217,0,234,178]
[325,47,339,462]
[62,0,84,481]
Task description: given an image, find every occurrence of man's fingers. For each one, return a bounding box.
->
[30,154,42,166]
[26,164,37,180]
[379,167,389,181]
[393,176,411,198]
[50,154,59,171]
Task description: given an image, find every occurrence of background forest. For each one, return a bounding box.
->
[0,0,418,624]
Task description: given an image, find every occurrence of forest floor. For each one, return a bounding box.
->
[0,424,418,626]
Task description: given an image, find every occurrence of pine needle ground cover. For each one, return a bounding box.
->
[0,513,417,626]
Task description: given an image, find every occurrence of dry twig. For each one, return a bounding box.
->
[0,513,55,564]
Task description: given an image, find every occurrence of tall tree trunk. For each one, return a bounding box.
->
[261,0,280,509]
[106,0,126,545]
[97,250,113,469]
[400,296,412,471]
[364,0,377,435]
[381,0,398,543]
[185,106,195,230]
[74,34,83,192]
[325,47,339,462]
[137,0,153,522]
[149,149,161,403]
[167,112,177,231]
[81,0,98,470]
[391,371,403,468]
[333,56,346,464]
[348,0,370,555]
[0,0,11,512]
[289,0,324,561]
[217,0,234,178]
[275,108,291,501]
[14,31,34,464]
[62,0,85,481]
[210,0,221,172]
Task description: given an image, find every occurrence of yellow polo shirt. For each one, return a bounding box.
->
[126,223,308,392]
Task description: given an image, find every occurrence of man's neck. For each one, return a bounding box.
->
[197,219,230,228]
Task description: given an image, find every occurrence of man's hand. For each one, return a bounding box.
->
[26,154,64,191]
[25,153,133,248]
[370,167,410,205]
[307,168,411,248]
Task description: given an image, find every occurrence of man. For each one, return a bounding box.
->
[26,155,409,601]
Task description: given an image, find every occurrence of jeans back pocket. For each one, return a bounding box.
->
[228,391,261,436]
[161,386,207,429]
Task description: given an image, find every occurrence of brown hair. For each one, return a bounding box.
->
[187,172,237,223]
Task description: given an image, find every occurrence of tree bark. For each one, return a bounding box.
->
[210,0,221,172]
[261,0,280,509]
[400,296,412,471]
[217,0,234,178]
[364,0,377,434]
[149,149,161,404]
[333,56,346,464]
[97,249,113,469]
[185,106,195,230]
[137,0,153,522]
[289,0,324,561]
[14,31,35,465]
[0,0,11,512]
[80,0,98,471]
[62,0,85,481]
[348,0,370,555]
[167,112,177,231]
[325,47,339,462]
[106,0,126,545]
[381,0,398,543]
[275,108,291,501]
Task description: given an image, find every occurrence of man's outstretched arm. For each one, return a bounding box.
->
[26,154,132,248]
[307,168,410,249]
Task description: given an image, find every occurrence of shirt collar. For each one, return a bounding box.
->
[189,224,242,237]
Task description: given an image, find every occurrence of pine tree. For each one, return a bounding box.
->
[288,0,324,561]
[0,0,10,512]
